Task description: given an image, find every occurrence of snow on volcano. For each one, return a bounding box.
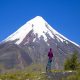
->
[3,16,79,47]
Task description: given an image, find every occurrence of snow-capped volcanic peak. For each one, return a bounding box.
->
[4,16,55,44]
[4,16,79,47]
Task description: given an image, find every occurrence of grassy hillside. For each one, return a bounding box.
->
[0,70,48,80]
[0,69,80,80]
[0,63,80,80]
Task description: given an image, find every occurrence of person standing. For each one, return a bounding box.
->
[46,48,53,72]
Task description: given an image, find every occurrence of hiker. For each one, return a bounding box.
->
[46,48,53,72]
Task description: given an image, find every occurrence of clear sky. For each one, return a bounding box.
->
[0,0,80,45]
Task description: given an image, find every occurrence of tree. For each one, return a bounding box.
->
[64,51,79,70]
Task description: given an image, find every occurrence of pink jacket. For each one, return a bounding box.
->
[48,49,53,60]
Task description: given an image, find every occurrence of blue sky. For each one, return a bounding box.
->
[0,0,80,45]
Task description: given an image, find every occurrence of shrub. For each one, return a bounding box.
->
[64,51,79,70]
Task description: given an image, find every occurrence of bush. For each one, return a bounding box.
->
[64,51,79,70]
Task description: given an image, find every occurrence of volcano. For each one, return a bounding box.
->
[0,16,80,71]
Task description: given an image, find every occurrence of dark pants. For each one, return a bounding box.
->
[46,59,52,72]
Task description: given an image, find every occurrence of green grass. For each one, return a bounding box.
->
[0,63,80,80]
[0,70,48,80]
[0,63,48,80]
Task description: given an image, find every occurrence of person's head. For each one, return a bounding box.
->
[50,48,52,51]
